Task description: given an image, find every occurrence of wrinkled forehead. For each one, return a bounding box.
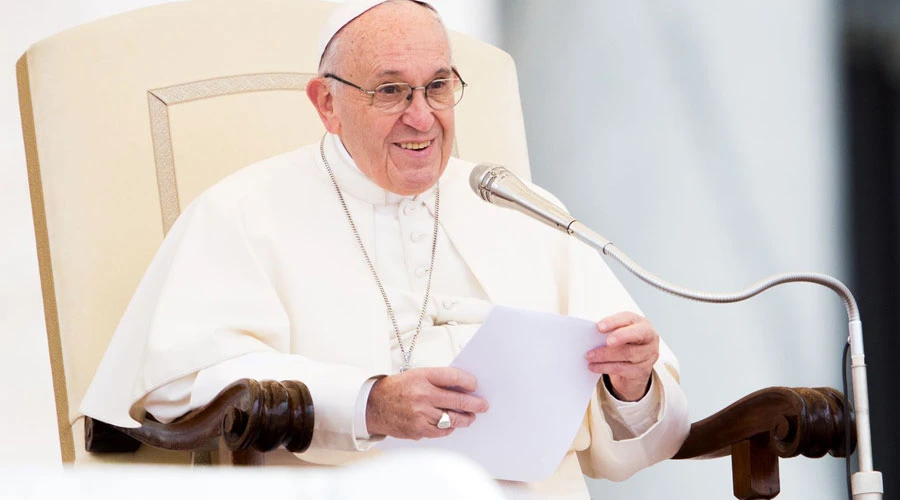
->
[316,0,442,68]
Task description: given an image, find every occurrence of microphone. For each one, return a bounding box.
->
[469,163,883,499]
[469,164,612,250]
[469,164,578,232]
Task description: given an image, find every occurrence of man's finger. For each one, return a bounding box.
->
[431,409,476,429]
[606,322,657,347]
[587,342,657,364]
[448,410,476,428]
[588,360,655,377]
[434,388,489,414]
[423,367,479,392]
[597,311,643,334]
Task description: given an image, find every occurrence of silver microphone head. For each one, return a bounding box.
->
[469,163,508,203]
[469,163,576,233]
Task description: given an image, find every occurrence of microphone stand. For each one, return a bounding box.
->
[470,163,883,497]
[568,221,884,500]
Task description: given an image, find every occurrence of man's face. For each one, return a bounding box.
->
[328,3,455,196]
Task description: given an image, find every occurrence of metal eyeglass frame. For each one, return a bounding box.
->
[323,68,468,112]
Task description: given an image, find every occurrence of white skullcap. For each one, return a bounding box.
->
[316,0,436,69]
[317,0,389,68]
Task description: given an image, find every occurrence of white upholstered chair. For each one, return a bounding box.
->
[18,0,853,496]
[17,0,530,466]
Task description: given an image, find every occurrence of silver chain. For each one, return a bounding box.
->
[319,134,440,372]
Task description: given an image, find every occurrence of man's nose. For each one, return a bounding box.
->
[400,89,435,131]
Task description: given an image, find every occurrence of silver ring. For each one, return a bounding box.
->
[437,411,452,429]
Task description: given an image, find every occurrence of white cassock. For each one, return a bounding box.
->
[81,133,690,500]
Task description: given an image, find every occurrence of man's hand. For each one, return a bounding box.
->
[586,312,659,402]
[366,367,489,440]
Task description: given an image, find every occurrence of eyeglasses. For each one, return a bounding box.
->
[324,69,467,113]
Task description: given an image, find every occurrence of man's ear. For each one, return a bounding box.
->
[307,77,341,134]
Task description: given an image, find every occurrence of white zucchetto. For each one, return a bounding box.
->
[316,0,435,68]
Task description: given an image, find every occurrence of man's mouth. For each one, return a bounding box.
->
[397,140,432,151]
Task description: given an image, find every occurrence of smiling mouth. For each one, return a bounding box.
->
[397,140,432,151]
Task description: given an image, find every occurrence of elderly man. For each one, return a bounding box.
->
[82,1,689,498]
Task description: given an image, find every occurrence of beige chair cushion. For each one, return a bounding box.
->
[18,0,530,463]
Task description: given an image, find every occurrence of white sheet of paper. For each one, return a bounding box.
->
[377,305,605,482]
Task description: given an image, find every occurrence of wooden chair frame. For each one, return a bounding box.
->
[86,381,853,499]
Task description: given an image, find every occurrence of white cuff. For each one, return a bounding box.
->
[599,374,662,439]
[354,377,381,439]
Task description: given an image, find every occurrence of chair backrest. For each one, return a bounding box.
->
[17,0,531,464]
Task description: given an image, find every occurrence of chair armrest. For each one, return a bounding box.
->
[85,379,314,459]
[673,386,854,499]
[674,386,853,460]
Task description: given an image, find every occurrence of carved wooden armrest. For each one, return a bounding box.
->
[85,380,853,497]
[85,379,314,464]
[673,386,854,500]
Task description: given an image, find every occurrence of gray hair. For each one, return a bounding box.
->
[318,0,452,90]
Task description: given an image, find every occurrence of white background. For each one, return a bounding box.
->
[1,1,848,498]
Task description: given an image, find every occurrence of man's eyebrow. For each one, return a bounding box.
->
[375,69,403,78]
[375,67,453,80]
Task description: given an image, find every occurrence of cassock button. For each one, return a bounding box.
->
[443,300,457,310]
[414,267,428,278]
[402,203,418,216]
[410,232,428,243]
